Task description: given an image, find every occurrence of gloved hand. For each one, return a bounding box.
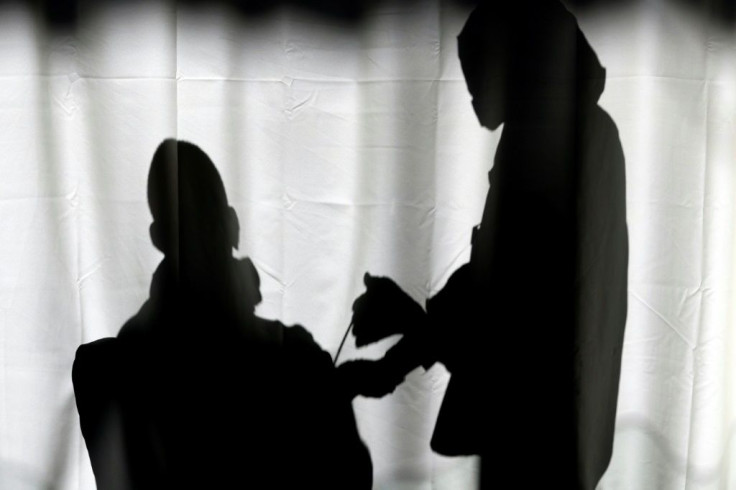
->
[336,359,405,399]
[351,273,426,347]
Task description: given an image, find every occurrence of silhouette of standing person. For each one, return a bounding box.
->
[72,140,372,489]
[338,2,628,489]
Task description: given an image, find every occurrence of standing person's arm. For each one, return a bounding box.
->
[336,262,477,399]
[336,273,431,399]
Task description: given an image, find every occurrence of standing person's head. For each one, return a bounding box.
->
[457,0,605,129]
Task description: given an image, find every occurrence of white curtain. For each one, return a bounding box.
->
[0,0,734,488]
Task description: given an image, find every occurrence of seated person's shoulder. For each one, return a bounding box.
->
[253,316,319,350]
[245,316,335,378]
[74,337,120,368]
[281,322,334,368]
[72,338,124,410]
[75,303,153,376]
[284,323,316,346]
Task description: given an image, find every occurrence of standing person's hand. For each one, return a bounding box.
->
[336,359,404,399]
[351,273,426,347]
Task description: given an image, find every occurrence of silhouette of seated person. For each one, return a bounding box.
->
[338,1,627,489]
[73,140,372,489]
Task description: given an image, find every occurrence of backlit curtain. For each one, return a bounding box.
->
[0,1,735,488]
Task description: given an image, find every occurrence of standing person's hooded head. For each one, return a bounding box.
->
[458,0,606,129]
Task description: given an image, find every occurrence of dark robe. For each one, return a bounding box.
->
[73,260,372,489]
[425,103,627,489]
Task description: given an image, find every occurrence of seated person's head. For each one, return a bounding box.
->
[147,139,240,273]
